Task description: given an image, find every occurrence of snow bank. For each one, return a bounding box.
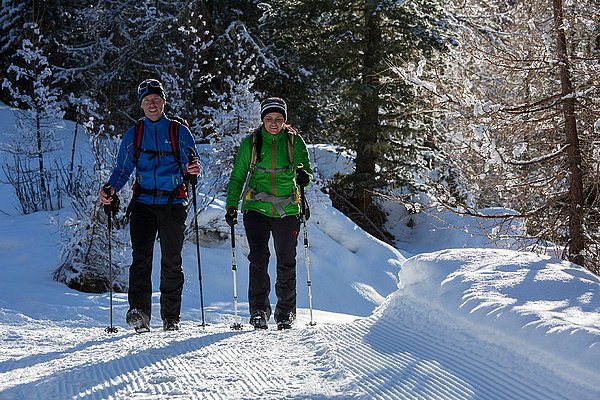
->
[295,198,405,315]
[396,248,600,390]
[389,204,524,255]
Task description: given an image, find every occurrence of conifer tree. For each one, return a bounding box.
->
[53,0,214,133]
[257,0,450,239]
[54,129,129,293]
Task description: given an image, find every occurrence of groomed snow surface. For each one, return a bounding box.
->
[0,103,599,399]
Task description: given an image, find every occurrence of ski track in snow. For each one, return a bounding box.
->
[1,310,597,400]
[0,319,351,400]
[326,314,587,400]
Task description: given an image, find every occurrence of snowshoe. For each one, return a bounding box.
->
[163,319,180,331]
[276,312,296,331]
[126,308,150,333]
[250,310,268,330]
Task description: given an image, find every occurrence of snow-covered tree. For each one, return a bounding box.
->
[203,20,262,142]
[2,22,65,213]
[0,0,25,56]
[54,124,129,293]
[148,3,213,132]
[395,0,600,273]
[192,19,262,239]
[51,1,214,133]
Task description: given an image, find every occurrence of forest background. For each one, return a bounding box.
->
[0,0,599,289]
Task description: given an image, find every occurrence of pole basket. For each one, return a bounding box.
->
[230,322,243,330]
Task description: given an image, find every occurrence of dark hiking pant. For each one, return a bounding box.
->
[243,210,300,321]
[128,202,187,322]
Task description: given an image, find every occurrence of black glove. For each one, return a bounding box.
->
[225,206,238,226]
[296,168,310,187]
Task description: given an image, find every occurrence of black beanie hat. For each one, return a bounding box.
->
[260,97,287,121]
[138,79,166,103]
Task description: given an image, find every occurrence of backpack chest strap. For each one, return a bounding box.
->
[253,164,292,174]
[133,119,182,171]
[136,147,178,160]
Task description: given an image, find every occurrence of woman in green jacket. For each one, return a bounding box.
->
[225,97,313,330]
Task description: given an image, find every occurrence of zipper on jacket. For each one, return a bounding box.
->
[153,123,159,205]
[271,136,276,217]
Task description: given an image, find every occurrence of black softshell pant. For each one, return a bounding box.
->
[243,210,300,321]
[128,202,187,322]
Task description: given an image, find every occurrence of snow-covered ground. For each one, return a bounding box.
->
[0,102,599,399]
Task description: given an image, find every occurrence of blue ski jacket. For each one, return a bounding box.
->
[108,114,198,205]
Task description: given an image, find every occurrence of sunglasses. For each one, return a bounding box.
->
[138,79,162,91]
[137,79,163,100]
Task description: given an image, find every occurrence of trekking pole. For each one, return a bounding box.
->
[297,164,316,326]
[230,223,242,330]
[103,184,118,334]
[188,147,206,328]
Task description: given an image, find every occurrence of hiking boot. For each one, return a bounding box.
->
[250,310,268,330]
[276,312,296,330]
[126,308,150,333]
[163,319,180,331]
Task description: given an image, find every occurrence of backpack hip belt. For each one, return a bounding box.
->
[134,183,188,199]
[246,189,300,217]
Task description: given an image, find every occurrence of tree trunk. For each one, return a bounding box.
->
[553,0,585,266]
[352,0,381,213]
[35,111,47,209]
[70,111,79,190]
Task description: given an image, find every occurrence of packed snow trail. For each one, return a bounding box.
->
[327,302,596,400]
[0,212,598,399]
[1,305,597,400]
[0,313,354,400]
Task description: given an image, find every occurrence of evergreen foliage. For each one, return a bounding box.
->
[255,0,451,238]
[53,132,129,293]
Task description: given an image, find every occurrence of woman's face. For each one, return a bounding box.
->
[140,94,165,121]
[263,112,285,135]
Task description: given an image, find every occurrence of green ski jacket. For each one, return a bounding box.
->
[226,127,313,218]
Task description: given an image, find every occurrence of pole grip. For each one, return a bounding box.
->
[296,164,307,217]
[102,183,112,196]
[103,184,112,217]
[187,146,198,185]
[231,224,236,249]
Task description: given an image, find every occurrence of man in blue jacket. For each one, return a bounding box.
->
[99,79,200,332]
